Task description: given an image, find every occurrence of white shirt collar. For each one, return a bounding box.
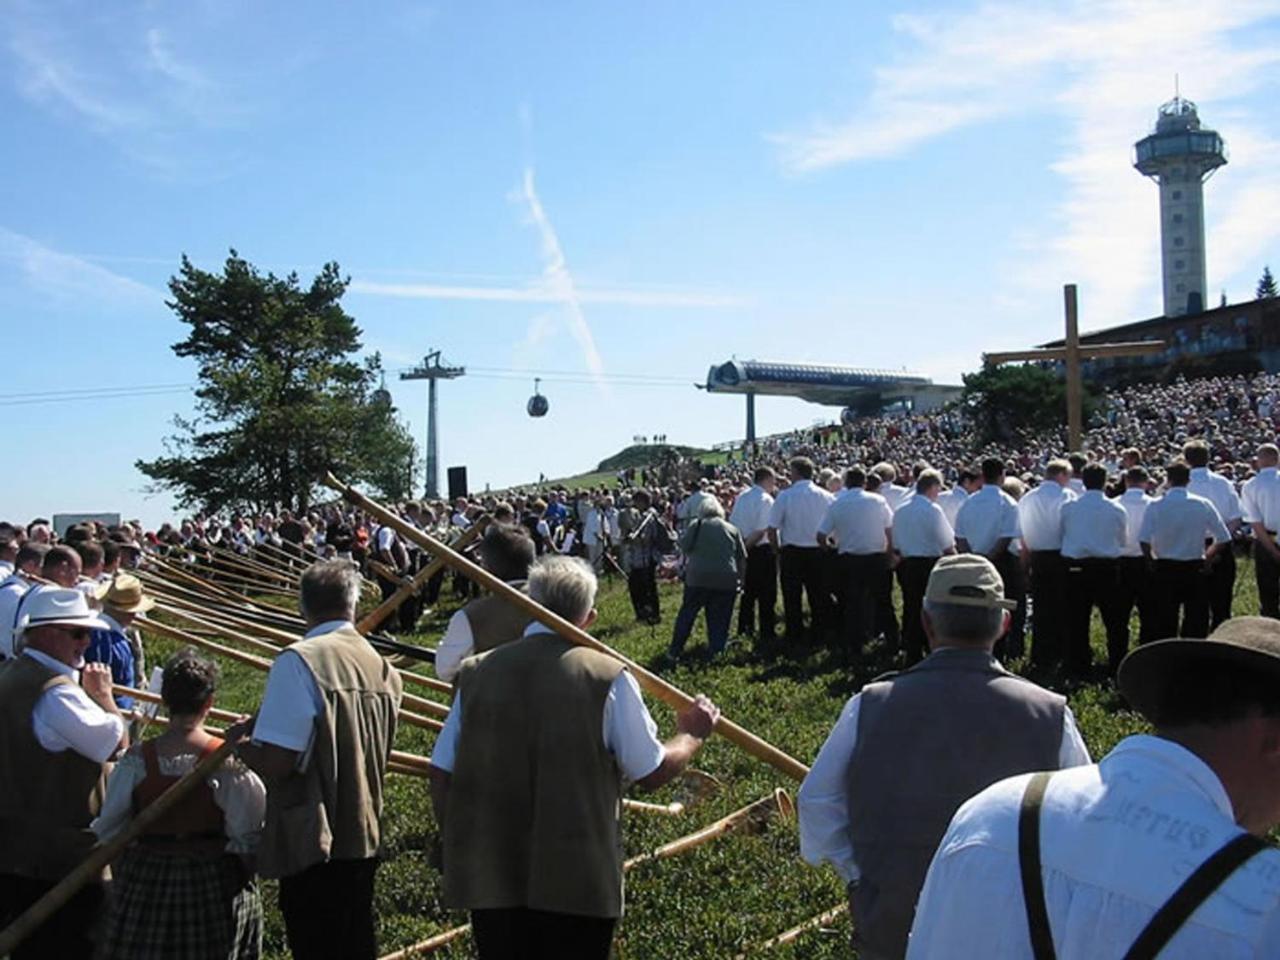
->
[23,646,76,678]
[522,621,558,638]
[1190,467,1210,477]
[1108,734,1235,821]
[303,619,354,639]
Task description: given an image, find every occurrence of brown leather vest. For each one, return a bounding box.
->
[846,649,1065,959]
[0,655,109,879]
[462,580,533,656]
[444,633,626,918]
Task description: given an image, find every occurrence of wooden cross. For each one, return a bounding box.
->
[983,284,1165,452]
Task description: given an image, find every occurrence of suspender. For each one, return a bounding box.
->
[1018,772,1271,960]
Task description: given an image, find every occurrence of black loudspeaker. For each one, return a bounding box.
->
[447,466,469,500]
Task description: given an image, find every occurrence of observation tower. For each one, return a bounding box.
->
[1133,95,1227,317]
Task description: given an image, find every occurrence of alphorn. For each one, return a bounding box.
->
[0,738,239,956]
[736,902,848,956]
[135,617,449,727]
[324,472,810,782]
[374,790,793,960]
[357,516,489,635]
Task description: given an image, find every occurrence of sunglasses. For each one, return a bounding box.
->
[50,626,91,640]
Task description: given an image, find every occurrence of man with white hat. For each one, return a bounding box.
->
[0,587,129,959]
[86,573,155,709]
[908,617,1280,958]
[798,554,1089,960]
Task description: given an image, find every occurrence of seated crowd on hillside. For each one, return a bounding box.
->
[2,369,1280,959]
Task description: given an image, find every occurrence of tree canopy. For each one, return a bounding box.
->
[138,251,417,514]
[1258,265,1278,300]
[960,363,1099,446]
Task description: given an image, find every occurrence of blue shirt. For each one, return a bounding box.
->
[86,618,136,709]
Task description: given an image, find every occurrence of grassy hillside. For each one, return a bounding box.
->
[137,554,1206,958]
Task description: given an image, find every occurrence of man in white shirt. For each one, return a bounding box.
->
[582,496,618,573]
[768,457,836,646]
[1185,440,1243,629]
[1060,462,1129,677]
[1018,460,1076,670]
[0,588,127,959]
[954,458,1024,658]
[872,462,912,513]
[892,470,957,663]
[0,542,47,660]
[429,556,719,958]
[729,466,778,643]
[818,467,894,655]
[677,480,716,532]
[1244,444,1280,619]
[937,468,978,528]
[1116,465,1159,648]
[799,555,1089,960]
[908,617,1280,959]
[1139,460,1231,639]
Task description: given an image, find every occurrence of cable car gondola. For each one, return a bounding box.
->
[527,378,549,417]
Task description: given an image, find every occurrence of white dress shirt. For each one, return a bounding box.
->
[0,574,31,658]
[892,495,955,557]
[1138,488,1230,560]
[817,489,893,555]
[953,486,1020,556]
[728,485,775,542]
[1118,488,1157,557]
[937,487,969,528]
[252,620,350,755]
[797,657,1090,885]
[434,609,475,682]
[583,508,617,546]
[24,648,125,763]
[93,746,267,853]
[1188,466,1243,527]
[1242,467,1280,532]
[880,482,913,513]
[430,625,665,783]
[907,735,1280,959]
[1060,489,1128,559]
[1017,481,1075,552]
[769,479,836,547]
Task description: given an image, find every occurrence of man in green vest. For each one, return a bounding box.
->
[0,587,127,959]
[429,554,719,958]
[230,560,403,960]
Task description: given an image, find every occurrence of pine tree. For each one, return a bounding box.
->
[1258,265,1278,299]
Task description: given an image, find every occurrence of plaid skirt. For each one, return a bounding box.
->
[100,846,263,960]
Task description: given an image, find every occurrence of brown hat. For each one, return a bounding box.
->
[924,554,1017,611]
[100,573,155,614]
[1118,617,1280,722]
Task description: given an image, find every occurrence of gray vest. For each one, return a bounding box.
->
[846,649,1064,959]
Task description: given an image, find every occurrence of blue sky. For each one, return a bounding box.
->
[3,1,1279,526]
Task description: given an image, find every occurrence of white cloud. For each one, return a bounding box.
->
[0,226,162,305]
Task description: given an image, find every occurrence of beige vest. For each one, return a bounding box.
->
[0,655,107,879]
[846,649,1064,959]
[444,634,626,918]
[257,626,403,879]
[461,580,532,656]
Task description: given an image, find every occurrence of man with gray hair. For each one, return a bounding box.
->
[798,554,1089,960]
[431,554,720,958]
[229,559,403,960]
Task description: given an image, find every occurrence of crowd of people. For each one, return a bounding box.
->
[2,370,1280,958]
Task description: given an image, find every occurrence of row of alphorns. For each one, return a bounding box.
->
[0,474,820,957]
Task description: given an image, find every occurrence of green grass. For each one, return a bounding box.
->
[141,559,1263,959]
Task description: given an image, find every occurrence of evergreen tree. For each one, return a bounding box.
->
[138,251,417,513]
[1258,266,1278,300]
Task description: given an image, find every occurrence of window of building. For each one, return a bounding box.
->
[1172,189,1183,200]
[1173,213,1183,224]
[1175,259,1185,270]
[1174,236,1184,247]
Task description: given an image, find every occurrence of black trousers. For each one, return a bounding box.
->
[1028,551,1067,668]
[1206,545,1236,629]
[279,857,379,960]
[992,552,1026,660]
[378,573,418,634]
[779,546,831,642]
[1257,537,1280,619]
[1150,559,1210,640]
[471,907,616,960]
[627,562,660,624]
[1064,557,1128,677]
[737,544,778,639]
[897,556,939,664]
[873,561,899,647]
[839,553,889,651]
[1116,556,1157,648]
[0,874,103,960]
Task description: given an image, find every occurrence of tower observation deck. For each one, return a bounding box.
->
[1133,95,1227,317]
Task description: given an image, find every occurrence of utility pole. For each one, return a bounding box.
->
[400,350,465,498]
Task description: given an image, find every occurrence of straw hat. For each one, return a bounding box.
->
[1118,617,1280,722]
[99,574,155,614]
[16,587,110,637]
